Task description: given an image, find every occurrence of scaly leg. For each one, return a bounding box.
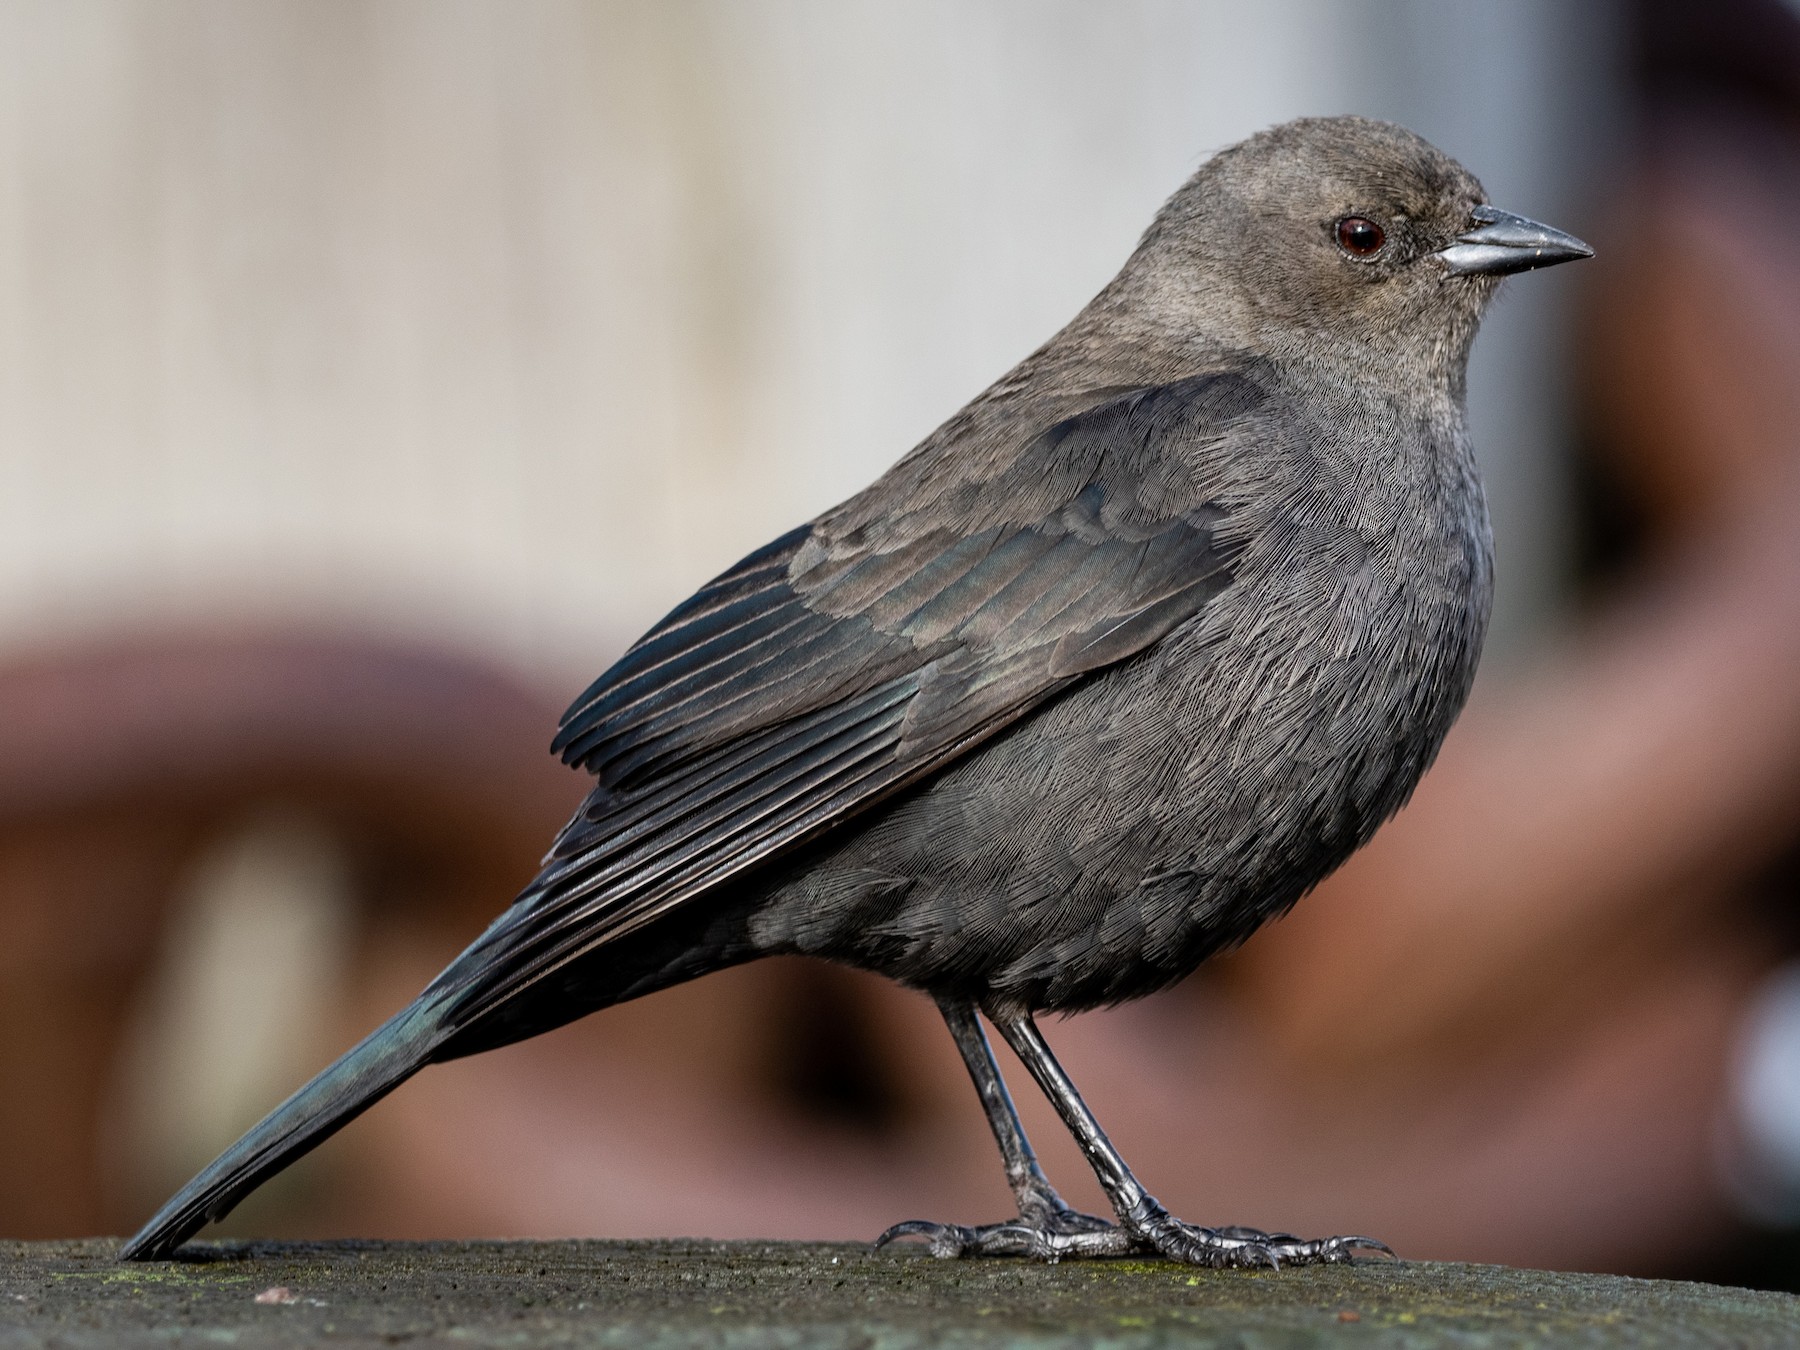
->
[876,997,1124,1259]
[989,1011,1393,1268]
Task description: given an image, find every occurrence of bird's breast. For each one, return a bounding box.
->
[747,408,1494,1013]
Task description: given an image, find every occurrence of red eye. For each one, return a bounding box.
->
[1335,216,1386,257]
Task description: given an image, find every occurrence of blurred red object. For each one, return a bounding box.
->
[0,631,584,1237]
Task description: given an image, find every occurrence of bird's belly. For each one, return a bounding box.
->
[748,537,1486,1012]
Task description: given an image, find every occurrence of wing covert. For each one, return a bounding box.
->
[431,372,1267,1026]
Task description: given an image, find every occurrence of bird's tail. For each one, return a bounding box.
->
[117,992,449,1261]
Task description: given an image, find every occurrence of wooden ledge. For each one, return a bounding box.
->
[4,1238,1797,1347]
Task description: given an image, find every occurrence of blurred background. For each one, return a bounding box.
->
[6,0,1800,1287]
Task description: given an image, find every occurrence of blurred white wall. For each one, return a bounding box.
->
[0,0,1617,684]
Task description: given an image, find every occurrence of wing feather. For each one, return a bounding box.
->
[430,371,1268,1031]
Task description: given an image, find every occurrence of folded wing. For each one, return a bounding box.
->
[427,372,1268,1030]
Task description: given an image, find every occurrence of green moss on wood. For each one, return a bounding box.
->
[2,1238,1796,1347]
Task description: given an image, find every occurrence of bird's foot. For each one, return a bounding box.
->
[1123,1202,1394,1269]
[875,1191,1392,1267]
[875,1203,1124,1261]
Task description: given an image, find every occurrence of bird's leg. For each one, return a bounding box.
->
[987,1011,1393,1268]
[940,996,1113,1229]
[874,997,1126,1259]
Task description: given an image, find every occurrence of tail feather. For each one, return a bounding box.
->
[118,995,447,1261]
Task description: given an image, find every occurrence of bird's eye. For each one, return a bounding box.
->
[1335,216,1386,258]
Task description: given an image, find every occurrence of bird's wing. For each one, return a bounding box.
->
[428,371,1266,1027]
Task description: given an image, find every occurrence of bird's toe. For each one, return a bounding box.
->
[874,1215,1129,1261]
[1264,1232,1396,1266]
[873,1219,979,1259]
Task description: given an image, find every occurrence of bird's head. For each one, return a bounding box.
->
[1105,115,1591,396]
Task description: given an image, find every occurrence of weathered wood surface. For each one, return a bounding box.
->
[3,1238,1797,1348]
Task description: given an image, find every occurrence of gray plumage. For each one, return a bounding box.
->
[121,115,1589,1266]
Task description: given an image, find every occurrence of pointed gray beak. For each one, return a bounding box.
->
[1434,205,1593,276]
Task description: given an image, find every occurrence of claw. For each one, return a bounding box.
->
[874,1219,951,1247]
[873,1220,976,1259]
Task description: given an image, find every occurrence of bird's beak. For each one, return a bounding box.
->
[1433,205,1593,276]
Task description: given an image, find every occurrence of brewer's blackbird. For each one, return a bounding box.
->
[120,115,1590,1267]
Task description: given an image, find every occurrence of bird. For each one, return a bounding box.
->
[120,115,1591,1268]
